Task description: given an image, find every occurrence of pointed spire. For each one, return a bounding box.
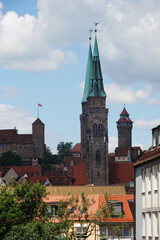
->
[82,33,93,103]
[93,34,99,58]
[88,28,106,98]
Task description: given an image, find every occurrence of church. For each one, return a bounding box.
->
[80,29,108,185]
[80,29,141,186]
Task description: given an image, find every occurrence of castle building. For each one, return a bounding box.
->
[0,118,45,164]
[80,30,108,185]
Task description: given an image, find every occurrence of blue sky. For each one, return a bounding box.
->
[0,0,160,153]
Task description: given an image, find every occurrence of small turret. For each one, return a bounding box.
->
[117,107,133,147]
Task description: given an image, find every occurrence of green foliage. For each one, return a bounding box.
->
[3,222,66,240]
[0,181,47,239]
[38,147,63,165]
[0,182,124,240]
[0,151,22,166]
[57,142,73,159]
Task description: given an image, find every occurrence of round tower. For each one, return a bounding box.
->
[116,107,133,148]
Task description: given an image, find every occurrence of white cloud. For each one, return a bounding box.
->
[134,118,160,129]
[0,0,160,86]
[109,136,117,152]
[105,83,159,105]
[0,104,34,133]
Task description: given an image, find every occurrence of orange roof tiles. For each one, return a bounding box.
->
[99,194,134,222]
[44,193,134,223]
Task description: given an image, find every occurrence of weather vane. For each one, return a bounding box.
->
[94,22,99,32]
[89,29,93,40]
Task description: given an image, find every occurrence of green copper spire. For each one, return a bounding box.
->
[89,31,106,98]
[82,37,93,103]
[93,34,99,58]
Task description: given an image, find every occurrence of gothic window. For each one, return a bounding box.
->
[93,124,97,137]
[98,124,103,137]
[96,150,101,163]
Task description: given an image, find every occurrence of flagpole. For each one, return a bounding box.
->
[37,103,39,118]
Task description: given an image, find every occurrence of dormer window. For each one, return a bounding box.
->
[108,201,123,217]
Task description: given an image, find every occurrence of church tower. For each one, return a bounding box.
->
[116,107,133,147]
[80,30,108,185]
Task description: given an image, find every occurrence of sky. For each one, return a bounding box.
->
[0,0,160,153]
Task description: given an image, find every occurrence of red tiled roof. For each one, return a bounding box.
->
[72,162,86,185]
[134,146,160,166]
[108,153,115,157]
[70,143,81,153]
[0,129,32,144]
[109,162,134,184]
[12,165,42,177]
[120,107,129,116]
[28,176,48,183]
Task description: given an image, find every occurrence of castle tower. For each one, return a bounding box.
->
[80,30,108,185]
[116,107,133,148]
[32,118,45,159]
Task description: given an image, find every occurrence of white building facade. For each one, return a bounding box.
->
[134,125,160,240]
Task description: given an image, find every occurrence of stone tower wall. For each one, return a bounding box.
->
[32,124,45,159]
[80,97,108,185]
[117,124,132,147]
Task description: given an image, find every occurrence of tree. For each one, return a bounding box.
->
[57,142,73,159]
[0,151,22,166]
[0,181,124,240]
[0,181,47,239]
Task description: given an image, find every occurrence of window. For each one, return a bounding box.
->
[76,226,87,240]
[153,165,158,191]
[97,124,103,137]
[97,171,100,177]
[99,225,106,240]
[142,169,146,193]
[96,150,101,163]
[108,227,122,237]
[148,213,152,237]
[142,213,146,236]
[108,201,123,217]
[153,212,158,237]
[123,228,130,237]
[93,124,97,137]
[147,167,152,192]
[47,205,58,217]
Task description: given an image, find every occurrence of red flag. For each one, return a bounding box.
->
[38,103,42,107]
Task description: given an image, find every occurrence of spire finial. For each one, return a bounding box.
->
[94,22,99,33]
[89,29,93,41]
[123,101,126,107]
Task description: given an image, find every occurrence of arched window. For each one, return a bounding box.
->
[98,124,102,137]
[93,124,97,137]
[96,150,101,163]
